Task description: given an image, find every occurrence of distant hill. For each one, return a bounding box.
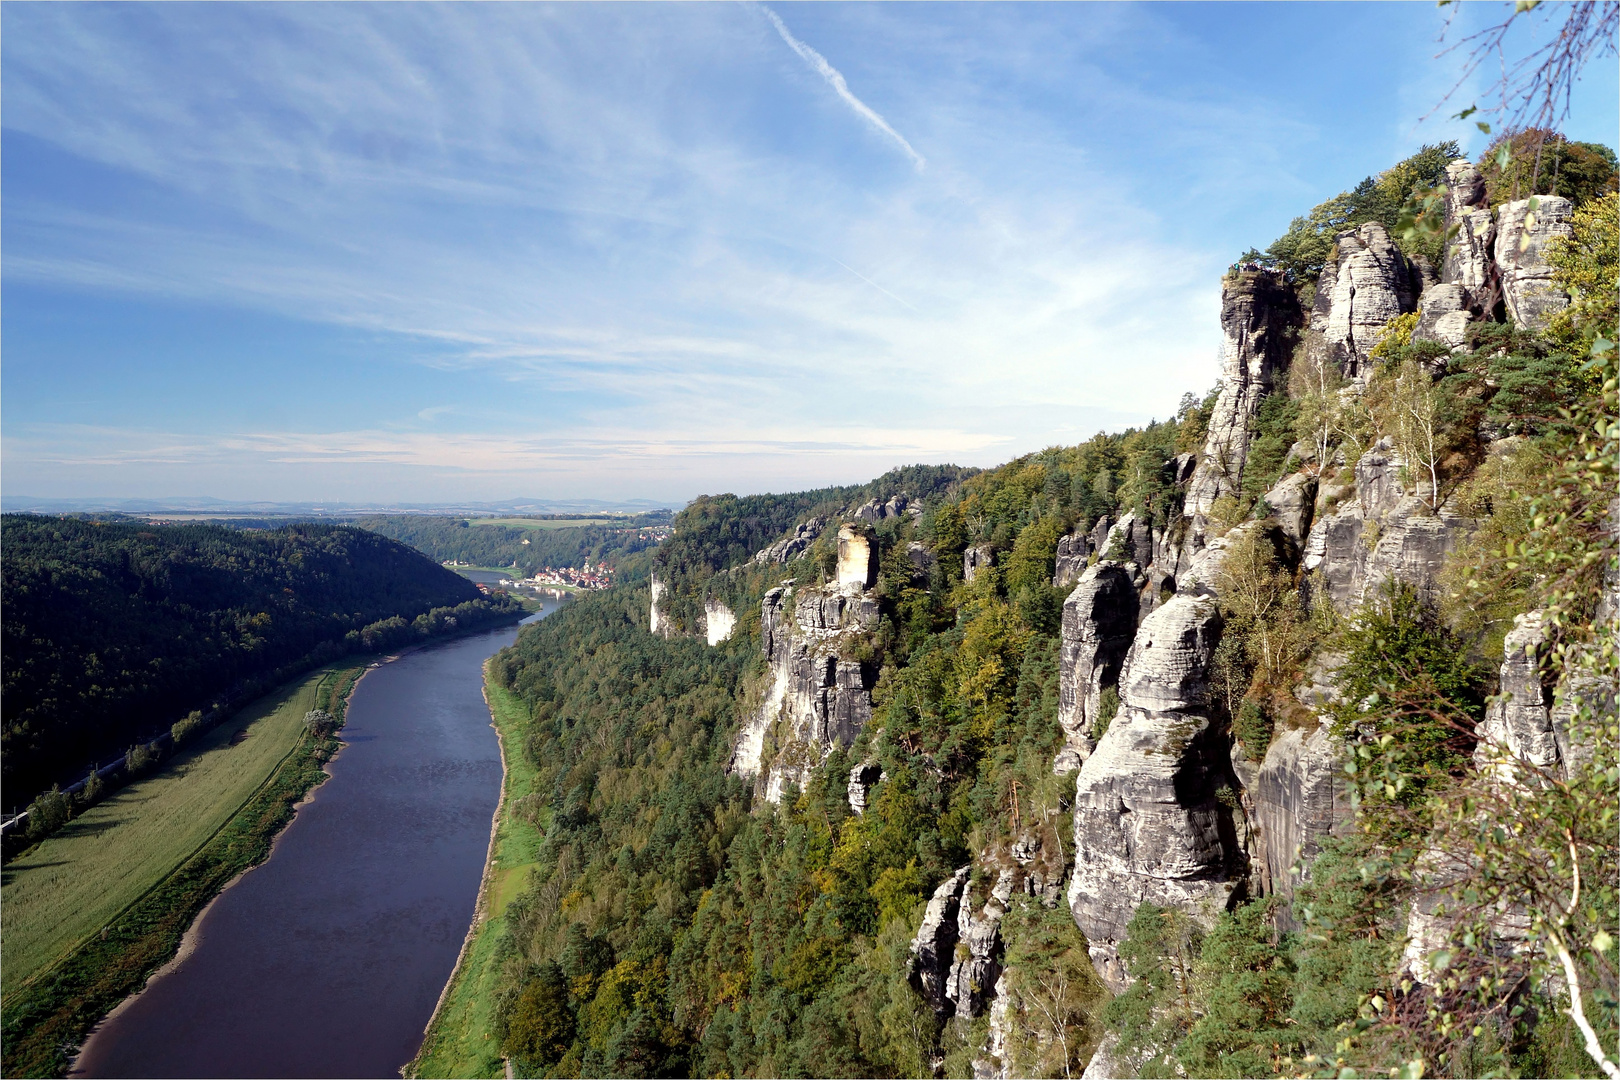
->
[0,516,511,800]
[351,513,672,577]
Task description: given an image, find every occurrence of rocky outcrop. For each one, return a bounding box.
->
[1090,516,1113,555]
[1474,613,1560,782]
[906,541,937,583]
[1442,160,1495,302]
[1068,595,1243,993]
[1261,471,1317,546]
[1316,222,1423,382]
[977,971,1012,1080]
[852,494,913,521]
[847,761,884,816]
[1302,439,1471,614]
[730,582,879,799]
[1184,270,1303,520]
[1080,1032,1133,1080]
[1053,532,1091,588]
[1055,562,1140,773]
[1254,722,1349,901]
[1495,195,1574,331]
[910,866,971,1015]
[754,518,824,565]
[650,571,670,637]
[1101,513,1154,569]
[703,598,736,646]
[837,524,879,589]
[964,543,995,583]
[1413,282,1474,349]
[946,868,1012,1020]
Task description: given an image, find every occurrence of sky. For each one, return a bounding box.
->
[3,2,1616,506]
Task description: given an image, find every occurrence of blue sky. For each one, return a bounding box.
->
[4,2,1616,505]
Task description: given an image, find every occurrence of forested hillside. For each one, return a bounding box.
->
[458,139,1617,1080]
[352,515,671,578]
[1,517,518,799]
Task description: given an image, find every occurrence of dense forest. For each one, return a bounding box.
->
[1,516,519,801]
[464,137,1618,1079]
[481,416,1226,1077]
[352,514,672,578]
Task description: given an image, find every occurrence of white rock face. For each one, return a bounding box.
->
[1495,195,1574,331]
[1055,562,1140,772]
[1052,532,1091,587]
[1474,612,1560,782]
[1413,282,1474,349]
[754,518,823,564]
[836,524,878,589]
[1254,722,1349,900]
[964,543,995,583]
[1304,439,1473,614]
[731,582,879,799]
[649,572,669,637]
[1442,160,1495,298]
[1068,595,1241,994]
[1184,269,1302,519]
[946,867,1012,1020]
[909,866,971,1015]
[1262,471,1318,546]
[703,598,736,646]
[1319,222,1422,383]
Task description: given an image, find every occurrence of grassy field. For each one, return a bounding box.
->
[1,664,367,1078]
[408,670,545,1079]
[467,516,622,530]
[0,665,340,991]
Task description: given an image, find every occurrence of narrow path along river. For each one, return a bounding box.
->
[73,599,564,1079]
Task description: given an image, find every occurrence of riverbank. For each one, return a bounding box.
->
[0,664,365,1079]
[406,669,544,1079]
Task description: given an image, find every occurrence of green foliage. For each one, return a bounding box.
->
[125,742,156,776]
[1331,584,1484,820]
[1238,393,1301,510]
[1176,385,1222,454]
[1,515,510,800]
[1466,323,1590,436]
[24,786,71,841]
[657,465,975,580]
[998,897,1109,1077]
[1546,191,1620,355]
[1093,686,1119,742]
[170,710,205,746]
[503,962,575,1069]
[1251,142,1460,278]
[1234,699,1273,762]
[303,709,337,737]
[1478,130,1618,209]
[1103,903,1201,1074]
[1174,900,1297,1079]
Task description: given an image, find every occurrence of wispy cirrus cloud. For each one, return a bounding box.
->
[759,4,926,171]
[7,4,1608,503]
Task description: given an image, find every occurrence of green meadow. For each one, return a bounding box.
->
[0,665,339,992]
[408,671,545,1080]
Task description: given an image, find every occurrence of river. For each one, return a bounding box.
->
[73,598,565,1078]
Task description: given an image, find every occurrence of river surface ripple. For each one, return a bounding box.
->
[74,602,561,1078]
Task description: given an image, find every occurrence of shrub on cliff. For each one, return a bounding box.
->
[1478,129,1618,209]
[1254,142,1460,278]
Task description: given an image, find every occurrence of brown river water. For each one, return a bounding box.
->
[73,599,561,1078]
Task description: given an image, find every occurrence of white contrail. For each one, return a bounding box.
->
[761,5,926,171]
[834,259,918,311]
